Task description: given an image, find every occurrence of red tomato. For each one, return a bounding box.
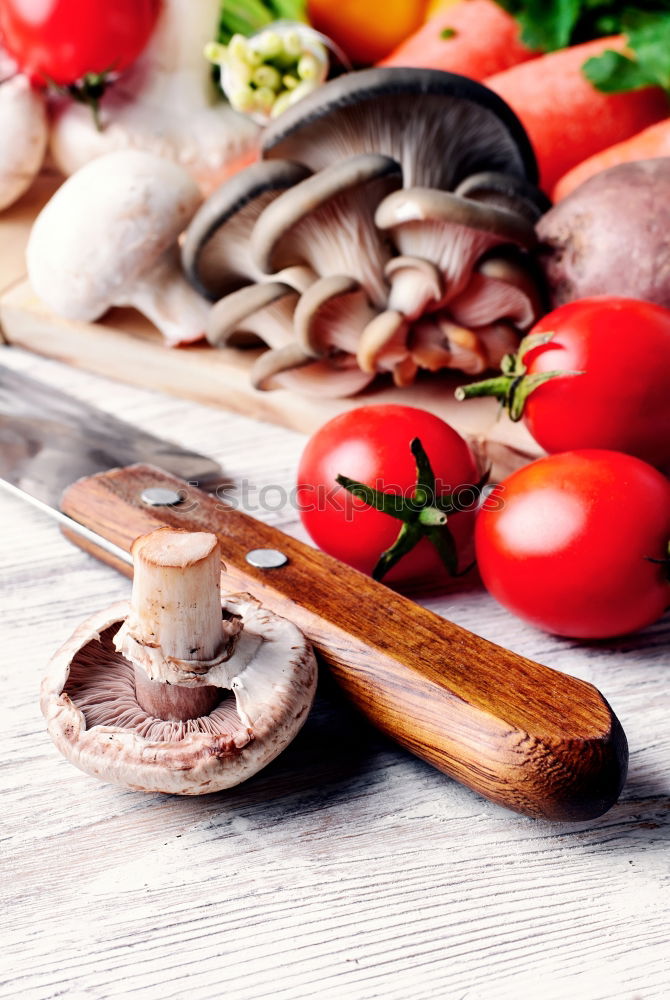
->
[524,298,670,470]
[476,450,670,638]
[297,405,479,587]
[0,0,161,85]
[465,297,670,471]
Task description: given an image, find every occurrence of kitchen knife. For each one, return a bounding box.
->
[0,366,222,503]
[2,441,627,820]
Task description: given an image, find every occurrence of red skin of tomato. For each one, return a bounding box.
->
[520,297,670,471]
[297,405,479,588]
[0,0,161,85]
[476,450,670,639]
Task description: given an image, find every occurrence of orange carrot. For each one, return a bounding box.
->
[379,0,535,79]
[485,37,669,194]
[554,117,670,201]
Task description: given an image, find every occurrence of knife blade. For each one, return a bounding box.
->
[0,366,223,504]
[2,449,627,821]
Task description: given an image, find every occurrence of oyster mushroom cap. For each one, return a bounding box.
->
[252,344,374,397]
[449,268,540,330]
[206,281,298,349]
[251,342,313,390]
[375,187,537,248]
[26,150,208,346]
[454,171,551,222]
[293,275,376,356]
[375,187,536,303]
[385,256,444,319]
[182,159,312,300]
[356,309,409,375]
[262,68,537,190]
[250,152,402,308]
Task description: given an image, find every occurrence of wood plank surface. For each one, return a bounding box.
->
[1,346,668,1000]
[0,174,541,481]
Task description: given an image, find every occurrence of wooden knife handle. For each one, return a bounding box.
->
[61,463,627,821]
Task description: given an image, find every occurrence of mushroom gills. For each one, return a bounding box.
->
[251,153,402,309]
[206,281,299,349]
[375,187,536,305]
[454,171,551,223]
[261,68,538,191]
[385,256,444,319]
[41,528,317,794]
[448,267,540,330]
[294,274,377,357]
[182,159,312,300]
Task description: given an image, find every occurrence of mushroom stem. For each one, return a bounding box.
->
[115,529,230,721]
[123,247,210,346]
[132,668,222,723]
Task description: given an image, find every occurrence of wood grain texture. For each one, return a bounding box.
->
[60,464,627,821]
[1,347,668,1000]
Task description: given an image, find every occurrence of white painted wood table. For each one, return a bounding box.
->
[1,346,668,1000]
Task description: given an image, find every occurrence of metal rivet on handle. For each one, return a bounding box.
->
[141,487,184,507]
[245,548,288,569]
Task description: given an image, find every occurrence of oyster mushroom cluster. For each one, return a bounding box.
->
[183,68,549,398]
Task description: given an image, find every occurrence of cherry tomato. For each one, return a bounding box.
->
[476,450,670,639]
[297,404,479,587]
[461,297,670,471]
[0,0,161,85]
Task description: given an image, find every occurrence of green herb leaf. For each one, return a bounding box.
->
[584,10,670,93]
[494,1,670,57]
[495,0,584,50]
[583,48,654,91]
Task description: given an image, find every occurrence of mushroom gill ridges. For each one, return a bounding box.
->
[183,67,547,396]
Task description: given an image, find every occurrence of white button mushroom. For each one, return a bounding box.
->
[0,73,47,211]
[27,150,210,346]
[40,528,317,794]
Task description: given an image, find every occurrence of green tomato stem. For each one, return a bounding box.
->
[337,436,478,582]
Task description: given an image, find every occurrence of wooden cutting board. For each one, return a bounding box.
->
[0,173,541,480]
